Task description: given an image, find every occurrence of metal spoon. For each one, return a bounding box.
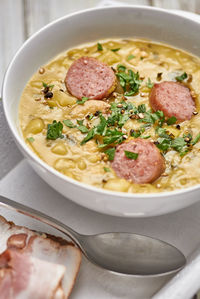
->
[0,195,186,276]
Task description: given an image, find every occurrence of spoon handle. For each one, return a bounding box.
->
[0,195,82,248]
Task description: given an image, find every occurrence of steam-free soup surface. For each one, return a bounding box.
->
[19,39,200,193]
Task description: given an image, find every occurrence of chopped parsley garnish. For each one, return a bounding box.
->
[96,114,107,135]
[88,114,94,120]
[138,104,146,113]
[64,95,200,159]
[116,65,142,96]
[81,128,95,145]
[77,124,89,133]
[27,137,35,143]
[111,48,120,52]
[141,135,151,139]
[47,120,64,140]
[104,148,116,161]
[191,133,200,145]
[167,116,177,125]
[63,119,89,133]
[146,78,154,89]
[155,129,200,156]
[99,129,124,148]
[175,72,188,82]
[138,110,165,126]
[104,167,111,172]
[130,129,142,138]
[124,150,138,160]
[127,54,135,60]
[97,42,103,51]
[42,82,54,90]
[117,64,126,72]
[77,97,89,105]
[63,119,76,128]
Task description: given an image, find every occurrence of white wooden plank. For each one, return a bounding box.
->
[48,0,100,21]
[25,0,51,37]
[25,0,150,38]
[194,0,200,14]
[25,0,100,37]
[0,0,24,179]
[104,0,149,5]
[0,0,25,88]
[152,0,196,12]
[152,0,181,10]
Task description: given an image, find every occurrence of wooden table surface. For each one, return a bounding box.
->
[0,1,200,298]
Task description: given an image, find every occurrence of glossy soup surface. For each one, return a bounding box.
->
[19,39,200,193]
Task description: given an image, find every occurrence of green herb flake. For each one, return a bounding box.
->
[138,104,146,113]
[130,129,141,138]
[167,116,177,125]
[192,133,200,145]
[88,114,94,120]
[127,54,135,60]
[104,148,116,161]
[77,125,89,133]
[171,137,187,152]
[81,128,95,145]
[77,120,84,126]
[77,97,89,105]
[42,82,54,90]
[116,67,141,96]
[42,82,48,88]
[27,137,35,143]
[104,167,111,172]
[111,48,120,52]
[63,119,76,128]
[124,150,138,160]
[47,120,64,140]
[96,115,107,135]
[156,127,168,138]
[175,72,188,82]
[141,135,151,139]
[97,42,103,51]
[117,64,126,72]
[156,138,171,151]
[146,78,154,89]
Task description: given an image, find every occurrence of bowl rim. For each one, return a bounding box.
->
[2,4,200,200]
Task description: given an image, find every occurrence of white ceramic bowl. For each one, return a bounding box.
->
[2,6,200,217]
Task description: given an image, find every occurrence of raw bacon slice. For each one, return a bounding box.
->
[0,249,66,299]
[0,216,81,298]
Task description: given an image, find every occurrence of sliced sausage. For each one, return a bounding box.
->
[149,81,195,121]
[65,57,116,100]
[111,138,165,184]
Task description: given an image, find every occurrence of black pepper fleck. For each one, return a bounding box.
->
[94,111,100,116]
[43,86,49,94]
[44,91,53,98]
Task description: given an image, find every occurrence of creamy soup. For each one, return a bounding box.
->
[19,39,200,193]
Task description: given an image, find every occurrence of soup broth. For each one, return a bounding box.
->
[19,39,200,193]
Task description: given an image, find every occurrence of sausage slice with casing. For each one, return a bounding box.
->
[65,57,116,100]
[111,138,165,184]
[149,81,195,121]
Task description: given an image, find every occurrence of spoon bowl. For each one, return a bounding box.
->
[0,195,186,276]
[80,232,186,275]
